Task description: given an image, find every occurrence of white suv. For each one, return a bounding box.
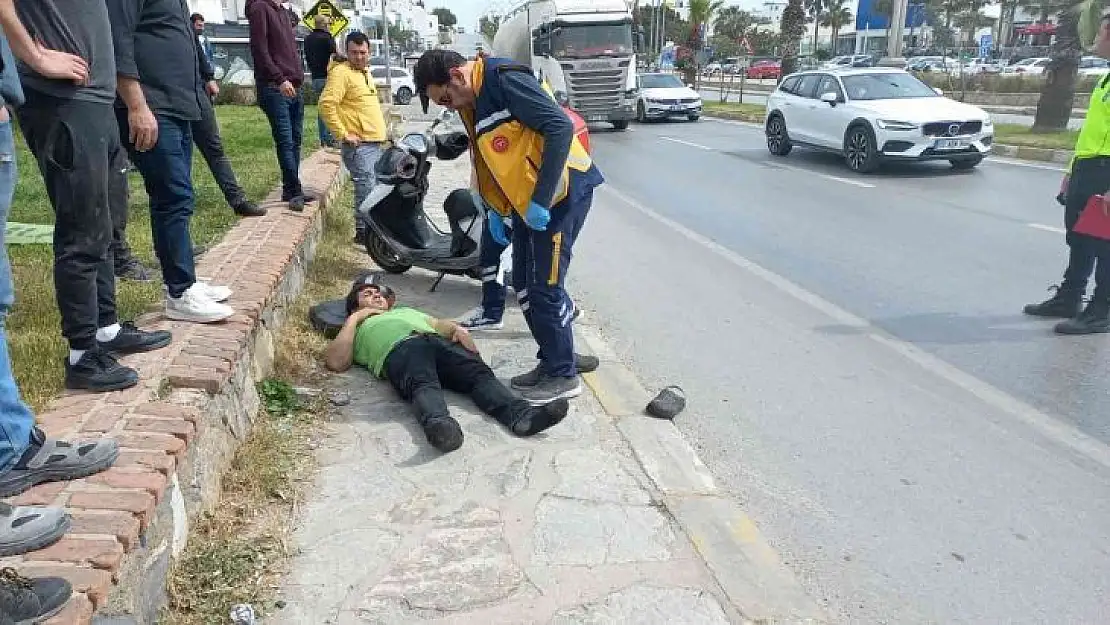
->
[370,66,416,105]
[764,68,994,172]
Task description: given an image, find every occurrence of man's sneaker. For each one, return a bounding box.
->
[1024,285,1083,318]
[423,416,464,453]
[1054,301,1110,335]
[455,307,504,331]
[97,322,171,355]
[232,200,266,217]
[520,374,583,406]
[0,568,72,623]
[509,399,570,436]
[288,195,306,212]
[0,428,119,498]
[164,281,231,303]
[0,503,69,557]
[165,284,234,323]
[64,349,138,392]
[115,257,154,283]
[511,354,599,389]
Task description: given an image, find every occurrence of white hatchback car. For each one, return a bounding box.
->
[370,66,416,105]
[764,68,994,172]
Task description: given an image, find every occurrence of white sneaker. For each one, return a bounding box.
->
[162,281,232,303]
[455,306,504,330]
[166,284,235,323]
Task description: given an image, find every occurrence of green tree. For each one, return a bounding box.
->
[820,0,854,53]
[431,7,457,30]
[479,14,501,42]
[685,0,724,82]
[635,5,688,56]
[712,6,756,58]
[779,0,808,75]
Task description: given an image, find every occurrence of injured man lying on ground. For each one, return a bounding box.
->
[323,274,569,453]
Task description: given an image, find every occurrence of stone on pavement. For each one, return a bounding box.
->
[551,583,731,625]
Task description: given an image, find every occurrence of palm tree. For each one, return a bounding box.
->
[806,0,828,53]
[779,0,808,75]
[1031,0,1089,131]
[685,0,724,83]
[821,0,854,53]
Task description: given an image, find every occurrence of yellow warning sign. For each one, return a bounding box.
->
[302,0,349,38]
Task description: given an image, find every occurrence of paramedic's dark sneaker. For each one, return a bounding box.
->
[64,349,139,393]
[115,257,154,283]
[1023,285,1083,318]
[511,354,599,389]
[455,307,504,331]
[0,427,120,498]
[0,568,72,624]
[0,503,69,557]
[232,199,266,217]
[423,416,464,453]
[1054,301,1110,335]
[510,399,569,436]
[520,375,582,406]
[97,322,172,355]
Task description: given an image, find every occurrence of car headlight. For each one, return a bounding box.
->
[982,117,993,127]
[875,119,918,131]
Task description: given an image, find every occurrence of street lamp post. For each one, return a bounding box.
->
[880,0,909,65]
[381,0,393,97]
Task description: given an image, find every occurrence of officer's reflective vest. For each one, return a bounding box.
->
[459,56,593,219]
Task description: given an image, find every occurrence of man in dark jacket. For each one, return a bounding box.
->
[107,0,236,324]
[190,15,263,217]
[248,0,308,211]
[304,15,337,147]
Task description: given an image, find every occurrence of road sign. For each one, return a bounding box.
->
[302,0,349,38]
[978,34,992,59]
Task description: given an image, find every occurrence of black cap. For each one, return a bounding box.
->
[345,272,395,314]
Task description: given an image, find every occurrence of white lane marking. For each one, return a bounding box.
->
[987,155,1068,172]
[1028,223,1067,234]
[660,136,713,150]
[600,183,1110,473]
[771,162,876,188]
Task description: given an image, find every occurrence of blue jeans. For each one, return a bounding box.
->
[0,117,34,471]
[119,113,197,298]
[341,141,383,221]
[258,84,304,200]
[312,78,334,146]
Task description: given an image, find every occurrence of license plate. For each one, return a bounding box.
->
[586,114,607,122]
[670,105,684,111]
[935,138,967,150]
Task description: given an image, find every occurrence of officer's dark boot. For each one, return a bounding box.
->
[1054,297,1110,335]
[1024,284,1084,319]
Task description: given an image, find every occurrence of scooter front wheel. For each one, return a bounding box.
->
[364,229,412,274]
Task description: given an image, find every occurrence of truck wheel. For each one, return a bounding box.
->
[612,120,629,130]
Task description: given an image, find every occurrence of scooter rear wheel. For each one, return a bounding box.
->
[364,229,412,274]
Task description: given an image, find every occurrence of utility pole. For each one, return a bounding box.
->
[381,0,392,96]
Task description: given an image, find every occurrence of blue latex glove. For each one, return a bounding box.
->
[525,201,551,231]
[487,211,510,246]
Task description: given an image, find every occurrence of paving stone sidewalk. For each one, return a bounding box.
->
[271,153,742,624]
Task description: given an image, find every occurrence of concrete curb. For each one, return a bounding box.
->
[1,151,350,624]
[575,327,828,624]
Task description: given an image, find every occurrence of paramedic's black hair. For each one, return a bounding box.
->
[413,49,467,112]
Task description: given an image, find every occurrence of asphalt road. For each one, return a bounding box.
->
[566,118,1110,623]
[697,86,1085,130]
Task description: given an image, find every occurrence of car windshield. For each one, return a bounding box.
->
[552,23,633,58]
[640,74,684,89]
[841,72,937,100]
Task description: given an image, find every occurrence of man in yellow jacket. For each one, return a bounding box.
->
[319,31,388,241]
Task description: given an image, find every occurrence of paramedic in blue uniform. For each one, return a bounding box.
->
[414,49,603,406]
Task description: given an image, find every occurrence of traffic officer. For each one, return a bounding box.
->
[1024,10,1110,335]
[414,49,604,405]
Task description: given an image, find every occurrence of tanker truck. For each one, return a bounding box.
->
[492,0,639,130]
